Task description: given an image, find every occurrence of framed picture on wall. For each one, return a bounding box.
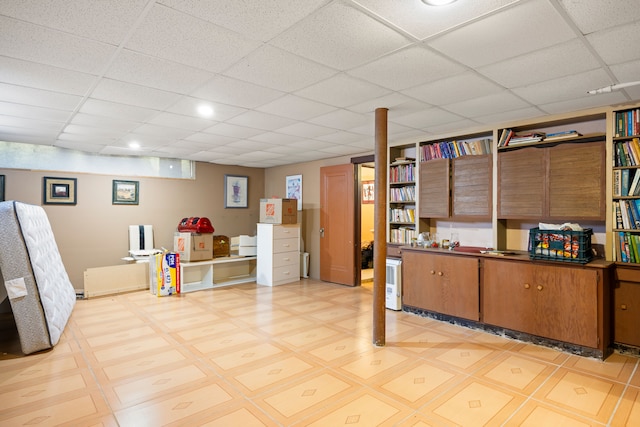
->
[285,174,302,211]
[43,177,77,205]
[224,175,248,208]
[112,180,139,205]
[362,180,374,204]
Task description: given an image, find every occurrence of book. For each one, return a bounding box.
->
[619,232,629,262]
[543,130,582,141]
[622,168,630,196]
[630,169,640,196]
[615,201,624,229]
[620,200,631,229]
[614,169,621,197]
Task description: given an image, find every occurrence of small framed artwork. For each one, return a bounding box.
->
[43,177,77,205]
[362,180,374,204]
[286,174,302,211]
[0,175,4,202]
[224,175,248,208]
[112,180,139,205]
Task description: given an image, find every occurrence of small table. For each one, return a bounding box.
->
[180,256,257,293]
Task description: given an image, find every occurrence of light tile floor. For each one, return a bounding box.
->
[1,278,640,426]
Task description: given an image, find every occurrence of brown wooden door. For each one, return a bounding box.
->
[320,164,355,286]
[498,147,546,218]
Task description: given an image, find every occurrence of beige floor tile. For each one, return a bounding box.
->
[339,347,410,381]
[564,352,637,383]
[507,400,602,426]
[610,385,640,426]
[208,342,284,371]
[473,352,557,395]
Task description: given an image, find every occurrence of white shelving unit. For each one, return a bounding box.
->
[180,256,257,293]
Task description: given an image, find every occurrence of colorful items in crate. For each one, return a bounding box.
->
[529,223,592,264]
[177,217,214,234]
[149,251,180,296]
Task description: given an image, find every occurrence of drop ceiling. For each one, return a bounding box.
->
[1,0,639,168]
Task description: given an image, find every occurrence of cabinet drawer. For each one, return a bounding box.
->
[616,266,640,283]
[273,264,299,282]
[273,237,299,253]
[387,245,402,258]
[273,225,300,239]
[273,251,299,268]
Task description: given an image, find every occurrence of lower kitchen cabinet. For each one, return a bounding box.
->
[614,265,640,347]
[402,249,479,321]
[483,259,609,350]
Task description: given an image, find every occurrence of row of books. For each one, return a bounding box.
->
[389,208,415,223]
[420,138,491,161]
[389,163,414,183]
[615,109,640,138]
[615,232,640,263]
[614,139,640,167]
[615,200,640,230]
[613,168,640,197]
[497,129,582,147]
[389,227,416,244]
[389,186,415,202]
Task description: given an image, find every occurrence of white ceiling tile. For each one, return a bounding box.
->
[105,50,215,94]
[0,115,64,132]
[54,140,106,153]
[184,133,238,146]
[57,132,116,145]
[205,145,251,155]
[0,124,59,139]
[0,102,71,123]
[424,119,487,136]
[130,123,193,140]
[69,112,138,131]
[512,69,613,105]
[256,95,336,121]
[192,75,285,109]
[227,111,297,131]
[91,79,181,110]
[391,107,462,129]
[146,112,215,132]
[610,60,640,100]
[166,97,247,122]
[429,0,576,68]
[79,99,157,122]
[0,16,116,74]
[319,143,367,156]
[126,5,260,73]
[296,74,390,108]
[276,122,336,138]
[271,2,411,70]
[224,45,337,92]
[0,0,150,45]
[348,46,466,91]
[540,91,628,115]
[355,0,518,40]
[248,132,300,145]
[474,106,546,127]
[404,72,503,107]
[0,83,81,110]
[0,56,97,95]
[63,124,125,138]
[159,0,328,42]
[285,139,336,151]
[477,39,601,89]
[444,91,531,118]
[309,109,369,130]
[587,21,640,65]
[316,131,367,144]
[202,123,264,139]
[347,93,420,114]
[560,0,640,34]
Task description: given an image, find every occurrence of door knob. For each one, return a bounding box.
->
[320,227,325,237]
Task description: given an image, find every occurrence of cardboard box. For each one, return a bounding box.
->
[149,252,180,296]
[231,235,257,256]
[260,198,297,224]
[173,232,213,262]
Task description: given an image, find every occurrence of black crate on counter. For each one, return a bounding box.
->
[528,227,593,264]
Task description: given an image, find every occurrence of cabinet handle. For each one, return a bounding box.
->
[283,244,290,247]
[524,283,530,289]
[438,271,443,276]
[537,285,543,291]
[621,304,628,310]
[430,270,435,275]
[283,257,290,261]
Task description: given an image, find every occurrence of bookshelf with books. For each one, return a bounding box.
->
[613,106,640,264]
[388,144,419,245]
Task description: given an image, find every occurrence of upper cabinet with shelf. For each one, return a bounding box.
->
[419,135,492,220]
[612,106,640,263]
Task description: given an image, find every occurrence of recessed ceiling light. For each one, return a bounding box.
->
[128,141,140,150]
[422,0,457,5]
[197,104,214,118]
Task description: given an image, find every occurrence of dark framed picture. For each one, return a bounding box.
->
[112,180,139,205]
[224,175,248,208]
[43,177,77,205]
[0,175,4,202]
[362,180,374,204]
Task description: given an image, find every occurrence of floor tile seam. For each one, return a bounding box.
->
[605,358,640,426]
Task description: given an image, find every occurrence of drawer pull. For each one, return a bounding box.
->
[283,257,290,261]
[430,270,435,275]
[537,285,543,291]
[621,304,628,310]
[438,271,443,276]
[283,271,290,275]
[283,244,290,248]
[524,283,530,289]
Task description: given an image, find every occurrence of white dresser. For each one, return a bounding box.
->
[256,223,300,286]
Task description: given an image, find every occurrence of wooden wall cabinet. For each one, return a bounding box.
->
[482,258,608,350]
[419,158,449,218]
[402,249,479,321]
[614,266,640,347]
[452,154,492,219]
[498,140,605,220]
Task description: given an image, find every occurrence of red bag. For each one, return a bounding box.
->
[178,217,214,234]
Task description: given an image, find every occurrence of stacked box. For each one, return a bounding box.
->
[173,232,213,262]
[260,198,297,224]
[231,235,257,256]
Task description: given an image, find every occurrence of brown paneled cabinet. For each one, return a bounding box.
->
[614,266,640,347]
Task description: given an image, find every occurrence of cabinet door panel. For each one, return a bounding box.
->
[419,159,449,218]
[548,142,605,220]
[498,148,546,218]
[402,251,431,309]
[440,255,479,320]
[452,155,492,218]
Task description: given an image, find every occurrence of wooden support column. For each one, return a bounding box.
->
[373,107,388,347]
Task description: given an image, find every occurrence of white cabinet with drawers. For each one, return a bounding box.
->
[256,223,300,286]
